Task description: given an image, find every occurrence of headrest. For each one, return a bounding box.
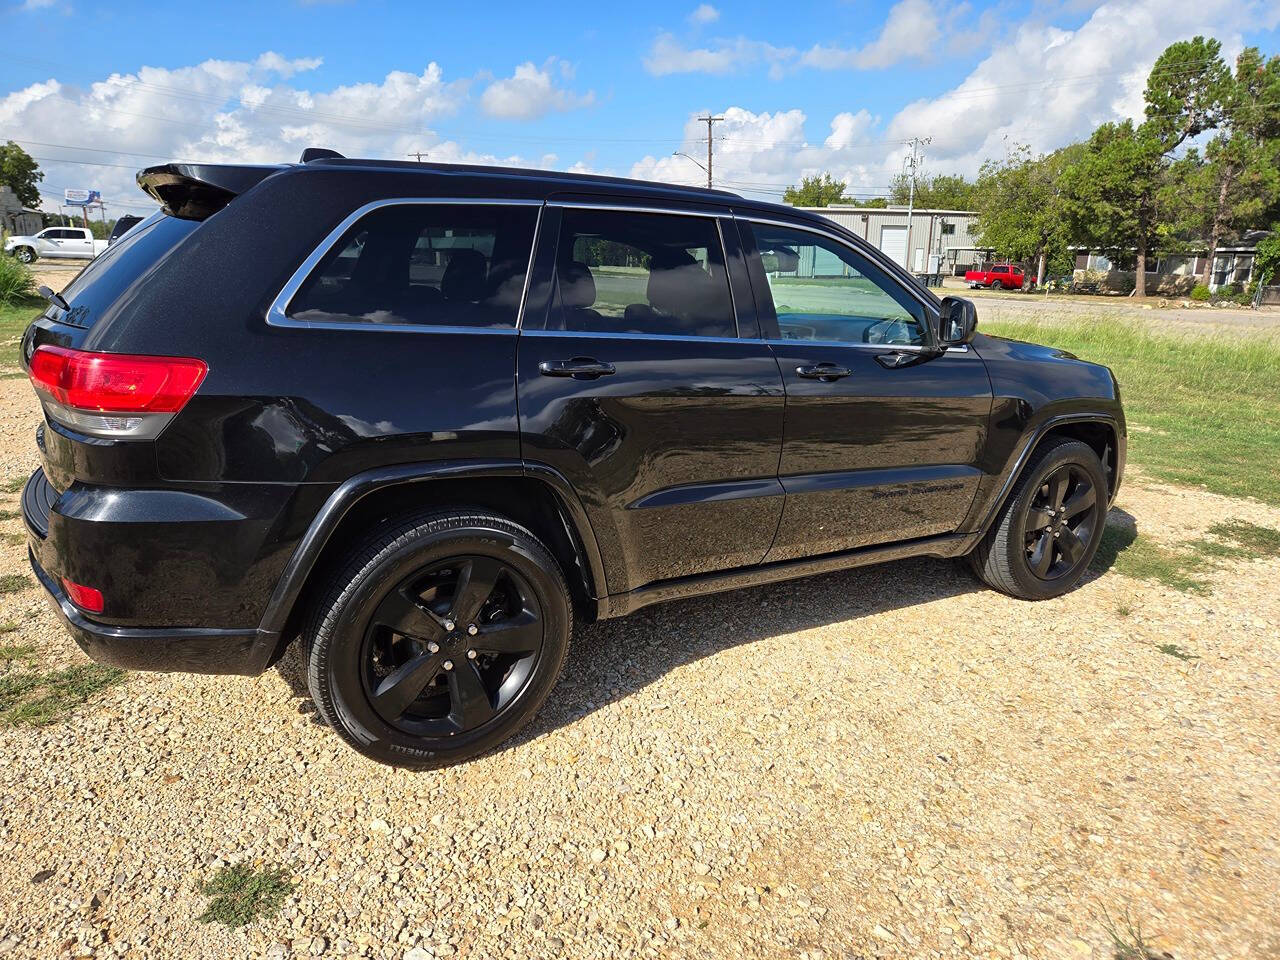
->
[647,259,711,316]
[441,248,488,302]
[559,261,597,309]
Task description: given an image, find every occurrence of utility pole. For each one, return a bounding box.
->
[406,151,429,162]
[902,136,931,272]
[696,115,723,189]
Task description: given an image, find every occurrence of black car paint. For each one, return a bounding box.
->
[19,159,1125,675]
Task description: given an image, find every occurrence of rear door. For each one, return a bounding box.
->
[738,217,993,561]
[517,202,786,595]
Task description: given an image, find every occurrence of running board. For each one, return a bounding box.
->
[603,533,972,618]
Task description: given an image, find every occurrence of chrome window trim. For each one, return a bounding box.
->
[266,197,544,333]
[521,328,750,346]
[546,201,741,340]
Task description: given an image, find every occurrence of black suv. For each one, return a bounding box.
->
[20,152,1124,767]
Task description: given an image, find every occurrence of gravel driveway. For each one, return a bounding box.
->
[1,376,1277,960]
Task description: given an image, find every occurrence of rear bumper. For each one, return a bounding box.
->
[22,468,286,676]
[29,552,280,675]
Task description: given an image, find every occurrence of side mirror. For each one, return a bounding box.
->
[938,296,978,345]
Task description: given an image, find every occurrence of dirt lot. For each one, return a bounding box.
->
[1,338,1279,959]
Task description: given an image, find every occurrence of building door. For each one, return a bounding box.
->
[880,225,908,266]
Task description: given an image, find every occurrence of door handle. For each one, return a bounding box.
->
[796,362,852,381]
[538,357,616,380]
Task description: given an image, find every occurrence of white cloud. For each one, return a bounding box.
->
[643,32,795,78]
[0,53,581,211]
[688,3,719,24]
[883,0,1274,178]
[629,107,888,200]
[801,0,942,70]
[479,60,594,120]
[19,0,57,9]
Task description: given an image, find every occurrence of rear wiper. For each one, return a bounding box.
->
[37,285,70,311]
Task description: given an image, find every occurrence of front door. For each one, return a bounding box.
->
[738,219,993,562]
[518,204,786,595]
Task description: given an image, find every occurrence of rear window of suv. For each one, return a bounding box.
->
[55,213,198,328]
[285,203,539,329]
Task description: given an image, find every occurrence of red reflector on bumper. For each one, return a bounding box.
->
[61,577,104,613]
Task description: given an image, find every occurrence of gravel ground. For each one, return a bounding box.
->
[1,372,1278,960]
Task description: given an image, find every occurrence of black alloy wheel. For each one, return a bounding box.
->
[304,509,571,768]
[362,556,543,737]
[1020,464,1099,581]
[967,437,1109,600]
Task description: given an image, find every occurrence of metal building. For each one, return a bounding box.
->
[792,205,985,276]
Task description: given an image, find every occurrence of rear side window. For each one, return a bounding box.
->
[56,213,198,328]
[547,208,736,338]
[286,203,539,329]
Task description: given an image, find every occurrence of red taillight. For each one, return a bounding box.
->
[29,346,207,414]
[61,577,104,613]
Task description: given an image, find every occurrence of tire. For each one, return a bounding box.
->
[303,508,571,768]
[14,247,36,264]
[990,279,1002,290]
[967,438,1108,600]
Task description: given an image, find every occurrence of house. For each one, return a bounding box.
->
[0,185,43,236]
[791,205,986,275]
[1073,229,1272,293]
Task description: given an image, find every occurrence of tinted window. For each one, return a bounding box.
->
[287,203,538,328]
[56,213,199,328]
[548,208,736,338]
[746,223,927,346]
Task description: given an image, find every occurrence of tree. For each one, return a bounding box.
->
[1060,38,1230,296]
[1255,227,1280,286]
[1182,48,1280,285]
[0,141,43,209]
[888,172,977,209]
[974,144,1079,285]
[783,173,847,207]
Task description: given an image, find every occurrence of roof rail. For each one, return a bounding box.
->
[299,147,345,163]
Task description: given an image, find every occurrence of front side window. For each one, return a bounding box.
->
[746,223,927,346]
[287,203,538,328]
[547,208,736,338]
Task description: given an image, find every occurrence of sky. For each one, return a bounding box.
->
[2,0,1279,216]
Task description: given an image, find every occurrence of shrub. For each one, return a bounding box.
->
[1189,284,1211,301]
[0,255,35,306]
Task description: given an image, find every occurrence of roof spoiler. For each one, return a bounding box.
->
[136,163,283,220]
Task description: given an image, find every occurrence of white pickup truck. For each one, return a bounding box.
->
[4,226,108,263]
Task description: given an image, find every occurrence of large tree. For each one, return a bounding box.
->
[783,173,847,207]
[0,141,43,209]
[1061,37,1229,296]
[888,172,977,209]
[1182,48,1280,285]
[974,144,1079,285]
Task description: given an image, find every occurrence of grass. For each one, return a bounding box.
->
[0,294,43,341]
[1099,906,1166,960]
[0,663,125,726]
[1154,642,1199,661]
[0,644,36,663]
[1,476,28,493]
[0,574,30,594]
[980,317,1280,506]
[1091,518,1280,593]
[197,864,294,927]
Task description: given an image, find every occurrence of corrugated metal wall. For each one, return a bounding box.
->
[794,206,986,274]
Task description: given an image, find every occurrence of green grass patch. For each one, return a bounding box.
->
[0,621,17,633]
[980,317,1280,505]
[1,476,28,494]
[0,663,125,726]
[1091,517,1280,593]
[0,574,30,594]
[0,509,21,521]
[1154,642,1199,661]
[0,643,36,663]
[197,864,294,927]
[1,532,24,547]
[0,295,44,342]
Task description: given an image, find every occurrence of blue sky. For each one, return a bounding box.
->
[3,0,1279,213]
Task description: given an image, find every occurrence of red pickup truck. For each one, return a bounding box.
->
[965,264,1027,290]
